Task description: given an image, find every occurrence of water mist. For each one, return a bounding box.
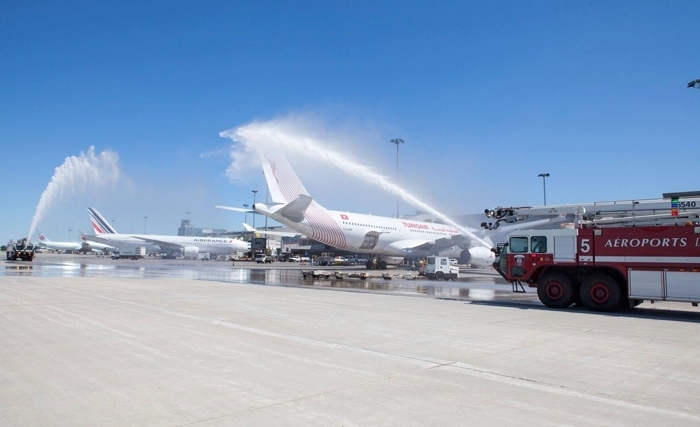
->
[220,119,492,249]
[27,147,121,240]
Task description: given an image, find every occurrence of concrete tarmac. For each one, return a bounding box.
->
[2,265,700,425]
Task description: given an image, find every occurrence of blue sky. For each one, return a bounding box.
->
[1,1,698,243]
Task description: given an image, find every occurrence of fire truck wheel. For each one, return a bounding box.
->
[537,273,575,309]
[436,271,444,281]
[580,274,621,312]
[379,260,388,270]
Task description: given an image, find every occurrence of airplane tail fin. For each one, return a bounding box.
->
[258,151,312,205]
[38,233,49,242]
[88,207,118,234]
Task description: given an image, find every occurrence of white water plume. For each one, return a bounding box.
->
[27,147,121,240]
[220,118,492,249]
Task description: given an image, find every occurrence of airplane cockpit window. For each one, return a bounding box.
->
[509,236,529,253]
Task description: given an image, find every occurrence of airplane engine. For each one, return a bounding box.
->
[183,246,199,259]
[459,246,495,268]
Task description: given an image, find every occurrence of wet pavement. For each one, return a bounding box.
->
[1,253,536,303]
[4,255,700,426]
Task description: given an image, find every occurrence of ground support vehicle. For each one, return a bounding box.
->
[6,238,35,261]
[424,256,459,281]
[111,245,146,260]
[487,193,700,311]
[254,254,273,263]
[301,270,332,279]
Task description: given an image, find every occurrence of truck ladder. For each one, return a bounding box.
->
[483,192,700,230]
[511,279,526,293]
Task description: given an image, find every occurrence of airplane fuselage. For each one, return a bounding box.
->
[38,242,83,251]
[88,234,248,255]
[260,203,462,258]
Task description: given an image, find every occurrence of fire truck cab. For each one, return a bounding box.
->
[489,193,700,311]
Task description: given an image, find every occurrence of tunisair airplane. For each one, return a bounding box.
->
[86,207,250,258]
[217,152,495,269]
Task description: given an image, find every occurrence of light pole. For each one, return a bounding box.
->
[252,190,258,229]
[68,229,72,241]
[243,204,249,242]
[143,216,148,234]
[264,186,269,232]
[538,173,550,205]
[390,138,404,218]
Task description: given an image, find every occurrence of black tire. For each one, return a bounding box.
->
[379,260,388,270]
[451,275,458,282]
[436,271,444,281]
[537,273,576,309]
[580,274,620,312]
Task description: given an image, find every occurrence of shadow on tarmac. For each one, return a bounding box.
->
[468,299,700,324]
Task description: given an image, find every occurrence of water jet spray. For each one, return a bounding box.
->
[220,120,492,249]
[27,147,121,240]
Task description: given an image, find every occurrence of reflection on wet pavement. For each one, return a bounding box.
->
[2,258,536,303]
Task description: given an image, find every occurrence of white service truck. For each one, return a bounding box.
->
[111,245,146,260]
[424,256,459,281]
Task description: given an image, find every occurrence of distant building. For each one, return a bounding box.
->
[177,219,227,237]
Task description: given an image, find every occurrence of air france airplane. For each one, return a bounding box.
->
[217,152,495,269]
[86,208,250,258]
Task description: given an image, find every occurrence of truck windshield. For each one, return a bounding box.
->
[427,258,436,265]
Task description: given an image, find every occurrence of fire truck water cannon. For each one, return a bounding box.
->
[482,207,531,230]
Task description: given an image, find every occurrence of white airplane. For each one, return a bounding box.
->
[86,207,250,258]
[37,234,83,252]
[77,230,117,253]
[217,152,495,269]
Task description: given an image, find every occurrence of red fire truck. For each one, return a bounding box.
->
[483,192,700,311]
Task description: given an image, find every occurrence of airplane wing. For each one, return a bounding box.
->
[391,233,483,253]
[215,205,255,213]
[243,223,302,238]
[385,239,436,251]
